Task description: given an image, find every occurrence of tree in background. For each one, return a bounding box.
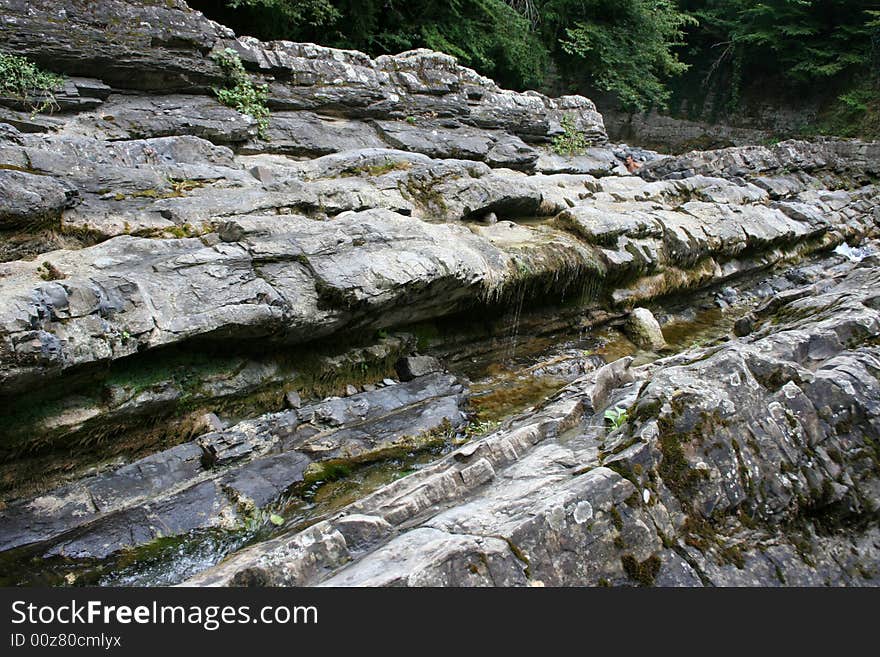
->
[203,0,693,108]
[537,0,696,110]
[678,0,879,136]
[684,1,876,94]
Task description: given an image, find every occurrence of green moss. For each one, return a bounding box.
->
[826,446,843,465]
[408,322,442,351]
[302,461,353,489]
[657,421,709,499]
[834,416,853,435]
[609,506,624,531]
[629,397,663,424]
[37,260,65,281]
[681,514,716,551]
[606,460,639,487]
[400,175,448,216]
[774,563,787,585]
[718,544,746,569]
[164,223,207,239]
[790,533,816,567]
[500,537,532,578]
[341,159,411,177]
[621,554,661,586]
[737,509,758,530]
[113,179,204,204]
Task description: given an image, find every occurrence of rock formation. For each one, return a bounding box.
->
[0,0,877,587]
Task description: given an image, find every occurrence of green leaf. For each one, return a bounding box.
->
[269,513,285,526]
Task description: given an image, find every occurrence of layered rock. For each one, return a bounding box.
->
[0,0,879,587]
[0,1,606,153]
[639,139,880,184]
[1,371,466,559]
[3,138,875,396]
[188,260,880,586]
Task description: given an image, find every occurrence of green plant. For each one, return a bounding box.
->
[341,159,411,177]
[551,115,590,156]
[466,418,501,439]
[37,261,65,282]
[0,53,64,114]
[604,406,628,431]
[212,48,270,138]
[406,115,418,125]
[170,178,205,195]
[240,505,285,531]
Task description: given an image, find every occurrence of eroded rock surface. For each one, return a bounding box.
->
[1,371,466,558]
[0,0,878,587]
[188,262,880,587]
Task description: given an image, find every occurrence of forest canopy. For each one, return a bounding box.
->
[193,0,880,136]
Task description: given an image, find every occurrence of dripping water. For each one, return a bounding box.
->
[505,284,527,364]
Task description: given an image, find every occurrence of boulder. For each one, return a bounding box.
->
[0,170,71,228]
[625,308,667,350]
[396,355,442,381]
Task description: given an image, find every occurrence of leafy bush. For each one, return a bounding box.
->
[803,82,880,140]
[227,0,339,26]
[551,115,590,156]
[212,48,270,138]
[0,52,64,114]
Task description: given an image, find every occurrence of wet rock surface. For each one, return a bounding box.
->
[1,371,466,559]
[188,261,880,587]
[0,0,878,586]
[625,308,666,351]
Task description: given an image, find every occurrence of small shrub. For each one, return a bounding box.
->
[212,48,270,139]
[551,114,590,157]
[604,406,628,431]
[37,261,66,281]
[0,53,64,114]
[467,418,501,438]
